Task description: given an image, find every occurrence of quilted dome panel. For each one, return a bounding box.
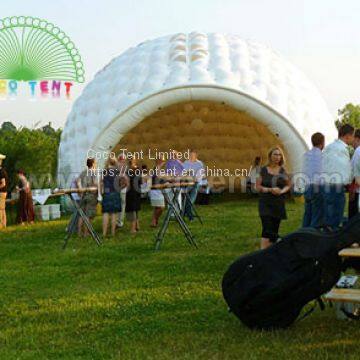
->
[58,32,336,185]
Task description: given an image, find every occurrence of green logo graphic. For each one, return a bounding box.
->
[0,16,84,83]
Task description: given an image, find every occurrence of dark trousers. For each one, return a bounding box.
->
[302,184,324,228]
[323,184,346,229]
[348,192,359,219]
[260,216,281,243]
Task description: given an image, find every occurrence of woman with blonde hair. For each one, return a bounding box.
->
[256,147,291,249]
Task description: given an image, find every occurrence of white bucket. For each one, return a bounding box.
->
[35,205,50,221]
[50,210,61,220]
[49,204,60,219]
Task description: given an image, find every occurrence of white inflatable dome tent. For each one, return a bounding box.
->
[58,32,336,188]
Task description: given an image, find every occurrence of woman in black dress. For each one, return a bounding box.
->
[256,147,291,249]
[126,159,142,234]
[101,158,122,237]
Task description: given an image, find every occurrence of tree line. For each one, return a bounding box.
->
[0,121,61,191]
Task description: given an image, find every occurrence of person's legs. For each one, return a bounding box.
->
[130,219,137,233]
[356,193,359,217]
[333,187,346,227]
[310,185,324,228]
[78,196,88,236]
[272,218,281,240]
[111,213,117,236]
[135,211,140,231]
[260,216,270,249]
[260,216,272,249]
[260,237,271,249]
[0,192,6,228]
[0,208,5,228]
[302,186,312,227]
[27,193,35,224]
[348,191,359,219]
[127,211,137,233]
[189,183,200,203]
[324,185,336,229]
[151,207,157,227]
[261,216,281,249]
[184,196,193,220]
[156,207,164,224]
[118,192,126,227]
[102,213,109,236]
[324,185,345,229]
[184,184,200,220]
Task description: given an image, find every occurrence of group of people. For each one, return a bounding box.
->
[3,125,359,247]
[0,153,35,228]
[74,149,206,237]
[255,124,360,249]
[302,124,360,228]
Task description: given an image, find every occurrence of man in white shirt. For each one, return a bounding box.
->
[302,132,325,228]
[322,124,354,229]
[183,150,205,220]
[349,129,360,218]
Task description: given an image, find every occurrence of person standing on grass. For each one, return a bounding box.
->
[256,147,291,249]
[101,158,122,237]
[16,170,35,225]
[126,159,142,234]
[165,151,184,214]
[183,149,205,220]
[77,158,98,237]
[117,154,128,228]
[302,132,325,228]
[348,129,360,219]
[248,156,261,194]
[0,154,8,229]
[322,124,354,229]
[149,158,166,227]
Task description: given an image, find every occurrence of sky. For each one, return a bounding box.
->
[0,0,359,129]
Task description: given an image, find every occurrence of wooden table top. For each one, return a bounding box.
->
[324,288,360,303]
[339,247,360,258]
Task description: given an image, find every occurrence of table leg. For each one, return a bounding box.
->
[154,188,197,250]
[63,194,102,249]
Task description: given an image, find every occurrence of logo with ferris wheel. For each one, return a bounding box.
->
[0,16,85,98]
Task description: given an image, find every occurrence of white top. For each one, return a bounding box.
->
[322,139,352,185]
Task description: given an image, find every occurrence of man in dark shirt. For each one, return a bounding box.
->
[0,153,8,228]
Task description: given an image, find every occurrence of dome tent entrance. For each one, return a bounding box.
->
[58,33,337,187]
[113,97,289,189]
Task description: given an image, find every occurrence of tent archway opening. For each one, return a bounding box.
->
[108,100,290,190]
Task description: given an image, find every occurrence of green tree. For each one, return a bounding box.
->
[335,103,360,129]
[0,126,61,191]
[1,121,17,132]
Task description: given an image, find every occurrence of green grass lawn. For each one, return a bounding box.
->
[0,195,359,359]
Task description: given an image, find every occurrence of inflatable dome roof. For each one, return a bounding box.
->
[58,32,336,186]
